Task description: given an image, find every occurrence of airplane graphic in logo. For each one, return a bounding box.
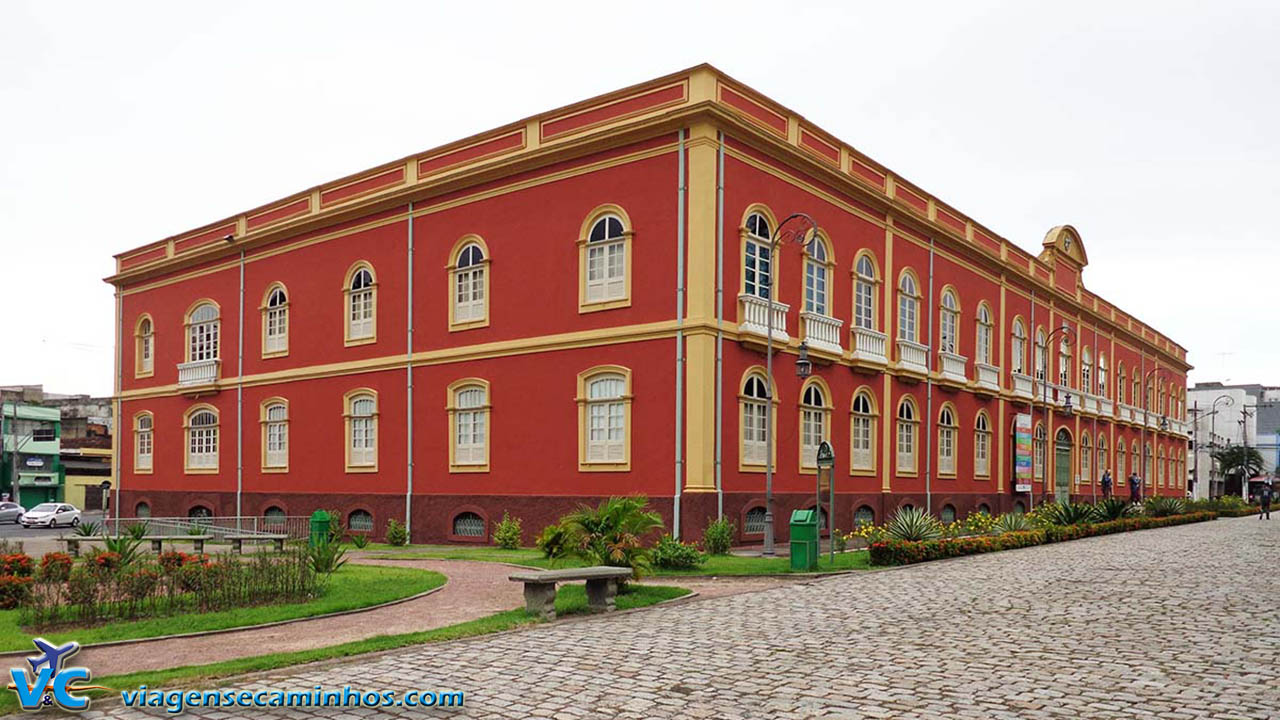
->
[27,639,79,676]
[7,638,108,712]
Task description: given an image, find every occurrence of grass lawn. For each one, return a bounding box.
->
[365,544,870,575]
[0,583,689,715]
[0,564,444,652]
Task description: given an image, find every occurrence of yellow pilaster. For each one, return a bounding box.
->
[683,121,719,491]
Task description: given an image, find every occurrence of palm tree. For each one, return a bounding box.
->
[1211,445,1264,481]
[561,496,664,579]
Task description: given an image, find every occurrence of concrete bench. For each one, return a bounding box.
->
[146,535,213,554]
[58,536,110,557]
[508,566,633,620]
[226,533,289,554]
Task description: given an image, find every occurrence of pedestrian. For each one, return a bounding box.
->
[1261,479,1273,520]
[1128,472,1141,504]
[1101,470,1113,499]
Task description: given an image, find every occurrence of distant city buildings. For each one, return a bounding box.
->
[1187,381,1280,499]
[1,385,112,510]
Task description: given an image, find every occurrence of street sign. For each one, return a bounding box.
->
[816,441,835,469]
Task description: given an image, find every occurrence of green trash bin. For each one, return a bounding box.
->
[789,509,819,571]
[309,510,331,547]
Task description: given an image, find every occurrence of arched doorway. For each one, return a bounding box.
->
[1054,428,1073,503]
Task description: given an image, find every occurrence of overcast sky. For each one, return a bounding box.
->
[2,1,1276,398]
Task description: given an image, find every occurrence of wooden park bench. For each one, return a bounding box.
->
[508,566,633,620]
[226,533,289,554]
[58,536,110,557]
[146,535,213,554]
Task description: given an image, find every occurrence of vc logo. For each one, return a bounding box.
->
[7,638,107,712]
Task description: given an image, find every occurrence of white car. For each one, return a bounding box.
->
[20,503,80,529]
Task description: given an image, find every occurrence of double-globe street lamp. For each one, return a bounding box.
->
[1038,325,1075,507]
[761,212,819,557]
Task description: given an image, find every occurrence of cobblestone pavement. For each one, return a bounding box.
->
[89,517,1279,719]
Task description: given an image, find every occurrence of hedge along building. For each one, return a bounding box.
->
[106,65,1192,544]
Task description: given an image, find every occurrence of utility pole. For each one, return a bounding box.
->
[1241,404,1257,500]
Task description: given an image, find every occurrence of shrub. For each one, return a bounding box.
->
[307,538,348,575]
[324,509,346,543]
[1092,497,1136,521]
[66,566,98,606]
[73,521,101,537]
[535,523,573,560]
[89,550,124,575]
[185,525,207,536]
[940,520,964,538]
[702,517,735,555]
[963,511,997,535]
[991,512,1032,534]
[832,529,849,553]
[384,519,408,547]
[560,496,664,579]
[121,567,161,601]
[38,552,72,582]
[124,522,150,539]
[157,551,198,574]
[492,512,523,550]
[1143,496,1186,518]
[0,576,34,609]
[885,507,942,541]
[348,533,370,549]
[102,535,144,567]
[851,522,887,544]
[0,553,34,577]
[1035,502,1096,527]
[651,534,706,570]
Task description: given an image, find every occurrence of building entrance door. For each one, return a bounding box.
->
[1054,429,1073,503]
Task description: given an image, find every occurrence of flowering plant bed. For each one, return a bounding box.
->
[869,511,1217,566]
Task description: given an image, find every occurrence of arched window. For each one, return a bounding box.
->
[934,405,956,476]
[345,391,378,470]
[134,413,153,472]
[850,390,876,472]
[348,509,374,532]
[1116,438,1126,479]
[184,406,219,472]
[853,253,878,331]
[135,315,154,377]
[578,367,631,468]
[135,502,151,518]
[1033,423,1046,479]
[1034,328,1047,383]
[1058,325,1071,387]
[1143,444,1153,485]
[940,505,956,524]
[583,212,628,306]
[1013,500,1026,515]
[974,411,991,477]
[977,503,992,516]
[803,236,830,316]
[743,212,773,299]
[453,511,485,538]
[744,506,768,535]
[1011,318,1027,375]
[186,302,220,363]
[1157,448,1165,487]
[1118,363,1127,404]
[263,285,289,356]
[1081,347,1093,395]
[1080,433,1093,486]
[344,264,376,343]
[975,303,993,365]
[262,400,288,470]
[264,506,286,526]
[740,372,771,468]
[896,396,918,473]
[939,289,959,355]
[1098,434,1109,475]
[1098,353,1108,398]
[897,272,919,342]
[451,240,489,327]
[854,505,875,527]
[1131,443,1140,481]
[187,505,212,520]
[449,380,490,470]
[799,381,830,469]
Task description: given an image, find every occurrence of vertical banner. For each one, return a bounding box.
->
[1014,413,1033,492]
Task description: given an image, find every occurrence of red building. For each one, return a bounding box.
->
[106,65,1191,544]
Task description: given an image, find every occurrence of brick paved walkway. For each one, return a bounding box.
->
[88,518,1279,719]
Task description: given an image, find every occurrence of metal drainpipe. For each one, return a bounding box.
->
[925,238,935,514]
[674,131,686,539]
[113,291,122,522]
[406,202,415,537]
[236,249,245,526]
[1029,289,1035,513]
[714,131,725,519]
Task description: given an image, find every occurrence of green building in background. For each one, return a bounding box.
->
[1,403,64,508]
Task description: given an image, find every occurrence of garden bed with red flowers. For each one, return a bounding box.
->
[869,511,1218,566]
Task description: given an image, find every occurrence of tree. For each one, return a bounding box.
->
[1211,445,1264,480]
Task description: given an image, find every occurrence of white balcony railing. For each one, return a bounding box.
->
[1099,397,1114,417]
[178,359,220,387]
[738,294,789,344]
[1011,373,1033,399]
[800,312,843,355]
[975,363,1000,392]
[896,339,928,375]
[849,327,888,365]
[939,352,968,383]
[1078,394,1097,415]
[1119,404,1139,423]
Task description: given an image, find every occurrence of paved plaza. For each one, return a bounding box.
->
[90,517,1279,719]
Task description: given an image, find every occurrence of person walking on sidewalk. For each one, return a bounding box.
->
[1128,472,1141,504]
[1101,470,1113,499]
[1261,478,1273,520]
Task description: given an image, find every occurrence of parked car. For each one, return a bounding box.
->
[0,502,22,524]
[20,503,80,529]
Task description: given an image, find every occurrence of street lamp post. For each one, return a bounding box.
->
[762,212,819,557]
[1039,325,1076,506]
[1203,394,1233,499]
[1139,367,1164,501]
